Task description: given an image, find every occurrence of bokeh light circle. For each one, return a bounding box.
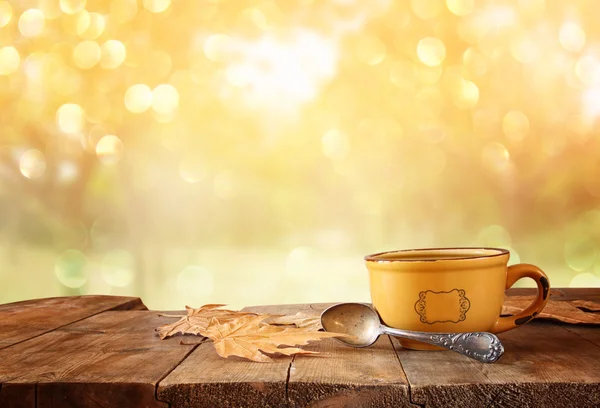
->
[143,0,171,14]
[453,79,479,109]
[151,84,179,114]
[124,84,153,113]
[72,9,90,34]
[0,46,20,75]
[19,149,46,179]
[570,272,600,287]
[18,9,45,37]
[55,249,88,289]
[100,40,127,69]
[559,22,586,53]
[73,40,101,69]
[60,0,86,15]
[0,1,12,28]
[565,234,597,272]
[417,37,446,67]
[56,103,85,134]
[446,0,474,16]
[77,12,105,40]
[56,160,79,185]
[96,135,124,165]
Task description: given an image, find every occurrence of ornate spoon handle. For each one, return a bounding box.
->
[382,327,504,363]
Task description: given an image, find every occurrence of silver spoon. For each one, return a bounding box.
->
[321,303,504,363]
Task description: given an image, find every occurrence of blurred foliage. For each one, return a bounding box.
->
[0,0,600,308]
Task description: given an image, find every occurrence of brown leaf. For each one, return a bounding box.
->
[264,311,322,331]
[502,297,600,324]
[156,304,258,339]
[202,314,345,362]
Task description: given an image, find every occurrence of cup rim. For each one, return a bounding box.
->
[364,247,510,263]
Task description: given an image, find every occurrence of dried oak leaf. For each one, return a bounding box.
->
[264,311,322,331]
[202,314,344,363]
[156,304,259,339]
[502,297,600,324]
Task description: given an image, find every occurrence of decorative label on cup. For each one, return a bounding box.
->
[414,289,471,324]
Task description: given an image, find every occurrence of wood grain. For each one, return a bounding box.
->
[0,310,196,408]
[561,324,600,348]
[395,321,600,407]
[288,338,412,408]
[0,295,146,350]
[157,305,292,408]
[285,304,413,408]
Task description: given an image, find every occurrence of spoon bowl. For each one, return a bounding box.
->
[320,303,380,347]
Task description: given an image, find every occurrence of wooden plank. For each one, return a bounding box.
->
[0,295,146,350]
[396,321,600,407]
[157,340,290,408]
[285,304,412,408]
[0,384,35,408]
[157,305,293,408]
[0,310,197,408]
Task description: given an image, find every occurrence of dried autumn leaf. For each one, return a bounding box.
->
[264,311,322,331]
[156,304,259,339]
[203,314,346,363]
[502,297,600,324]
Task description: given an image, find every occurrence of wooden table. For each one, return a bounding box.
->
[0,288,599,408]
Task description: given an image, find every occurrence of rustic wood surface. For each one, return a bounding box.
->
[0,298,196,408]
[0,289,599,407]
[395,322,600,407]
[0,295,145,350]
[286,333,411,408]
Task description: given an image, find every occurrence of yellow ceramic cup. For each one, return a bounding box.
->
[366,247,550,350]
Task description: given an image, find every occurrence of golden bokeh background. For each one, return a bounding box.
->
[1,0,600,309]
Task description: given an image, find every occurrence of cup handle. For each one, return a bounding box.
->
[490,263,550,334]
